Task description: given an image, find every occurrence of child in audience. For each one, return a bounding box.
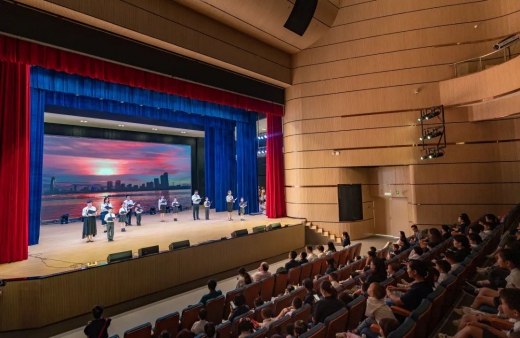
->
[306,245,318,261]
[83,305,111,338]
[260,307,275,328]
[329,272,340,288]
[237,319,254,338]
[407,246,423,261]
[353,282,397,338]
[325,258,337,274]
[285,284,295,295]
[299,251,309,265]
[338,291,354,307]
[204,323,218,338]
[468,233,483,248]
[435,260,451,285]
[326,241,337,255]
[228,294,250,322]
[190,309,208,335]
[387,262,401,278]
[254,296,264,309]
[317,245,325,258]
[480,221,494,240]
[276,297,303,319]
[294,320,308,338]
[444,251,462,273]
[431,268,441,289]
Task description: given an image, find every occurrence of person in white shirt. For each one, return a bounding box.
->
[316,245,325,258]
[306,246,318,262]
[82,200,97,243]
[352,282,396,335]
[171,197,180,221]
[260,307,275,328]
[104,207,116,242]
[192,190,201,220]
[158,195,167,222]
[123,195,134,226]
[329,272,340,289]
[226,190,236,221]
[100,196,112,233]
[135,203,143,226]
[118,203,127,232]
[190,309,208,335]
[275,297,303,320]
[435,260,451,285]
[252,262,271,282]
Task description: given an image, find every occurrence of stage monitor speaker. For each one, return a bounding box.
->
[107,250,133,263]
[268,223,282,230]
[284,0,318,36]
[138,245,159,257]
[338,184,363,221]
[252,225,266,233]
[231,229,248,238]
[169,240,190,250]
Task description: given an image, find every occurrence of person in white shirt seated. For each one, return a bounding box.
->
[325,241,337,255]
[480,221,494,240]
[444,251,461,273]
[252,262,271,282]
[407,246,423,261]
[190,309,208,335]
[237,319,254,338]
[352,282,397,336]
[260,307,275,328]
[435,260,451,285]
[329,272,340,289]
[275,297,303,320]
[306,245,318,261]
[317,245,326,258]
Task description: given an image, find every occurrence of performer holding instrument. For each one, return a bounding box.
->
[104,207,116,242]
[82,200,97,243]
[123,195,134,226]
[239,198,247,221]
[135,203,143,226]
[158,195,167,222]
[100,196,112,233]
[119,202,127,232]
[171,197,180,221]
[192,190,201,220]
[226,190,236,221]
[204,197,211,220]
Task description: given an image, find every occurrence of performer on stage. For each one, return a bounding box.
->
[226,190,236,221]
[135,203,143,226]
[192,190,201,220]
[100,196,112,233]
[82,200,97,243]
[119,202,127,232]
[123,195,134,226]
[171,197,180,221]
[204,197,211,220]
[158,195,167,222]
[239,198,247,221]
[104,206,116,242]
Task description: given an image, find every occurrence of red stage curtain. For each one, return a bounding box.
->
[266,115,287,218]
[0,60,30,263]
[0,35,283,116]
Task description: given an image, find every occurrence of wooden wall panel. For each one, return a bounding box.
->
[314,219,375,241]
[411,162,520,184]
[415,204,514,225]
[0,225,305,331]
[471,95,520,121]
[413,183,520,205]
[286,187,338,204]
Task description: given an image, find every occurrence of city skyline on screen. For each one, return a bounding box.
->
[42,135,191,194]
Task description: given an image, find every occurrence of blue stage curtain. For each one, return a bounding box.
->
[236,122,259,214]
[28,88,45,245]
[204,126,236,212]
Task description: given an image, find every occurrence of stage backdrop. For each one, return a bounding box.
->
[42,135,192,221]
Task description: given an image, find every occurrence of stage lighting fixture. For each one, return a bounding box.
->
[149,206,156,215]
[420,149,445,160]
[418,109,441,122]
[60,214,69,224]
[419,129,443,141]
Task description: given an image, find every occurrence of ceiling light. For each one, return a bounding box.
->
[419,129,443,141]
[420,148,444,160]
[80,120,88,123]
[261,128,266,131]
[152,128,158,131]
[118,124,124,127]
[418,110,440,122]
[181,131,186,134]
[157,107,160,110]
[474,24,478,28]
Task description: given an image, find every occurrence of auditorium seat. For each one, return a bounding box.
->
[194,334,205,338]
[223,288,244,320]
[245,327,267,338]
[181,303,204,331]
[310,258,324,278]
[152,312,179,338]
[288,266,302,286]
[300,322,326,338]
[338,248,349,266]
[300,263,312,283]
[291,303,312,323]
[351,257,364,272]
[320,257,330,275]
[387,318,416,338]
[123,322,152,338]
[244,282,261,309]
[332,252,340,265]
[346,246,356,263]
[409,299,432,338]
[259,275,275,302]
[206,295,225,325]
[352,243,362,259]
[216,321,231,338]
[253,301,273,321]
[273,293,292,316]
[380,277,393,288]
[273,273,288,297]
[425,286,446,332]
[346,296,366,331]
[313,275,328,295]
[267,315,291,336]
[290,286,306,303]
[324,308,349,338]
[338,264,352,281]
[109,335,120,338]
[440,275,457,308]
[390,269,406,286]
[230,310,254,338]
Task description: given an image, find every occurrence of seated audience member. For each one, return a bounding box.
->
[285,251,300,271]
[468,233,483,248]
[353,283,397,338]
[260,307,275,328]
[306,245,318,261]
[252,262,271,282]
[177,329,195,338]
[441,225,453,240]
[399,231,411,251]
[385,260,433,311]
[303,278,318,306]
[325,258,337,275]
[299,251,308,265]
[342,231,351,247]
[435,260,451,284]
[352,258,387,296]
[84,305,111,338]
[235,267,253,289]
[338,291,354,307]
[237,319,254,338]
[286,323,295,338]
[317,245,326,258]
[480,221,494,240]
[191,309,208,335]
[369,246,377,253]
[410,224,426,242]
[425,228,443,247]
[199,279,223,305]
[285,285,295,295]
[452,213,471,235]
[325,241,337,255]
[444,251,462,273]
[430,268,441,289]
[159,331,172,338]
[440,288,520,338]
[204,323,218,338]
[312,281,344,324]
[329,272,340,288]
[387,262,401,278]
[391,243,402,255]
[293,320,308,338]
[448,235,472,262]
[254,296,264,309]
[407,246,423,261]
[276,297,303,319]
[378,318,401,338]
[228,294,250,322]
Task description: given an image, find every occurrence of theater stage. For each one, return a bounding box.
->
[0,211,301,279]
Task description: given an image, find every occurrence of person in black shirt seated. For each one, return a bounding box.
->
[452,213,471,235]
[424,228,443,248]
[351,257,387,296]
[441,225,452,240]
[342,231,351,247]
[199,279,223,305]
[448,235,472,262]
[285,251,300,271]
[84,305,111,338]
[312,280,344,324]
[302,278,317,307]
[385,260,433,311]
[398,231,410,251]
[299,251,309,265]
[325,258,337,275]
[228,294,250,322]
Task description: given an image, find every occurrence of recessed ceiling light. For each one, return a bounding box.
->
[80,120,88,123]
[152,128,158,131]
[261,128,266,131]
[118,124,125,127]
[181,131,186,134]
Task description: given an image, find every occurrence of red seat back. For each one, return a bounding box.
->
[310,258,324,278]
[124,323,152,338]
[273,273,288,297]
[338,248,349,266]
[260,275,275,302]
[181,303,204,331]
[273,293,292,316]
[206,295,225,326]
[346,296,366,331]
[153,312,179,338]
[267,315,291,336]
[216,321,231,338]
[244,282,261,309]
[288,266,302,287]
[300,263,312,284]
[324,308,349,338]
[291,303,312,323]
[223,289,243,320]
[230,311,254,338]
[290,287,307,303]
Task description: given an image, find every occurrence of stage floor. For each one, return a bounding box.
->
[0,211,300,279]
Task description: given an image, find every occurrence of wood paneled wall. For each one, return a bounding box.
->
[0,225,305,331]
[286,0,520,237]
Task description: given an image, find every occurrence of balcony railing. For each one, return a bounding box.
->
[451,43,519,77]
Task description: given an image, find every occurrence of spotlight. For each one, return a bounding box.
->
[419,129,443,141]
[420,149,445,160]
[418,109,441,122]
[60,214,69,224]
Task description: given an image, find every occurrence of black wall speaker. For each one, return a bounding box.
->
[231,229,248,238]
[107,250,133,263]
[169,240,191,250]
[268,223,282,230]
[284,0,319,36]
[138,245,159,257]
[338,184,363,221]
[252,225,266,233]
